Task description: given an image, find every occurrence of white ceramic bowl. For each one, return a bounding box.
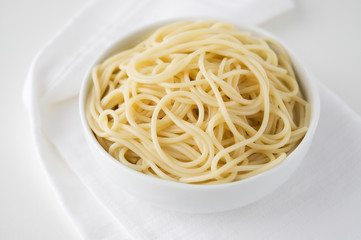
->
[79,19,320,213]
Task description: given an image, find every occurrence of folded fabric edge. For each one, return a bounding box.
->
[22,0,97,112]
[22,1,136,239]
[25,68,134,240]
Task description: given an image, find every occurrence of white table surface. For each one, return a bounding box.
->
[1,0,360,239]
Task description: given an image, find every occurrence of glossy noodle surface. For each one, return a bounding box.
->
[86,21,310,184]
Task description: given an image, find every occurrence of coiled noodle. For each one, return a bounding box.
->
[86,21,310,184]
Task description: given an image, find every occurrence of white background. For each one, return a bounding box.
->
[1,0,360,239]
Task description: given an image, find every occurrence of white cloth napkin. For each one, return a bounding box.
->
[24,0,361,239]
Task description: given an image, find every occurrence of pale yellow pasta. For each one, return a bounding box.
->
[86,21,310,184]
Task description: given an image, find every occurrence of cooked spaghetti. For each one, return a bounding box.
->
[86,20,310,184]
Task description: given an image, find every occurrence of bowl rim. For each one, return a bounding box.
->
[78,18,320,190]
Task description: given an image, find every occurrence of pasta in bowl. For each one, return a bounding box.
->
[79,20,319,212]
